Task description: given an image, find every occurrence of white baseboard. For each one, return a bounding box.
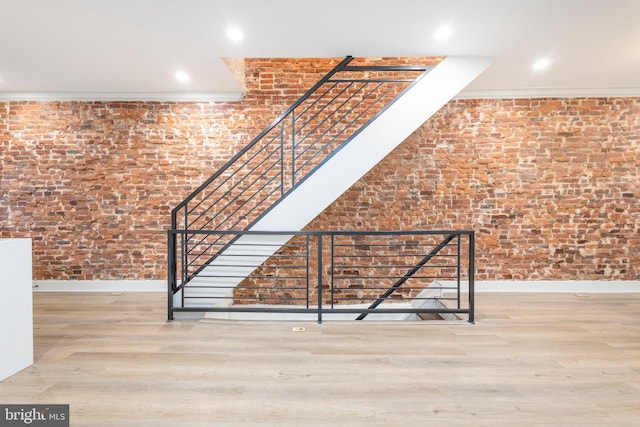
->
[33,280,165,292]
[441,280,640,293]
[31,280,640,294]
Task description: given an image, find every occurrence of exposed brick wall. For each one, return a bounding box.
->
[1,58,638,283]
[1,101,238,279]
[309,98,640,281]
[0,57,439,280]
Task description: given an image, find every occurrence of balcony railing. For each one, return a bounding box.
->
[168,229,475,322]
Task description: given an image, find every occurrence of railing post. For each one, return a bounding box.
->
[183,205,188,283]
[457,233,461,309]
[305,234,310,309]
[330,234,335,309]
[291,109,296,187]
[468,231,476,324]
[167,230,175,322]
[280,120,285,196]
[317,233,323,324]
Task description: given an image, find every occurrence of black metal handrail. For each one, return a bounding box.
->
[169,57,434,290]
[168,229,475,323]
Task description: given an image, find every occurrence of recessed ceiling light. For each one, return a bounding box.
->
[532,57,552,71]
[435,25,453,41]
[175,71,190,83]
[227,26,244,43]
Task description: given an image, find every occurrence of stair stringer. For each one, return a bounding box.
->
[182,56,492,307]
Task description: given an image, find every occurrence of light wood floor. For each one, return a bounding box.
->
[1,292,640,426]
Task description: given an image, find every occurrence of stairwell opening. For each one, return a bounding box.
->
[168,55,490,323]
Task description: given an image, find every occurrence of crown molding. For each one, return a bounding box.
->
[456,87,640,99]
[0,91,245,102]
[4,88,640,103]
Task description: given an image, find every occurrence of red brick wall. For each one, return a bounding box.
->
[309,98,640,281]
[1,58,638,282]
[0,58,345,280]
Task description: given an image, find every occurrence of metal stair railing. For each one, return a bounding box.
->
[169,56,434,293]
[167,229,475,322]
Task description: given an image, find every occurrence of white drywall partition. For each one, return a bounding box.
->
[0,238,33,381]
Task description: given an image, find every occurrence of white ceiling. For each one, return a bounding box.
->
[1,0,640,100]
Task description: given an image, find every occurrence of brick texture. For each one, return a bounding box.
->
[1,58,639,284]
[309,98,640,281]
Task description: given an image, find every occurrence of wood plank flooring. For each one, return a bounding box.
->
[1,292,640,426]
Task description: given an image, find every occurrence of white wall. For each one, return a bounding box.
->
[0,238,33,381]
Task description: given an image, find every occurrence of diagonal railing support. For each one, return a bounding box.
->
[355,233,458,320]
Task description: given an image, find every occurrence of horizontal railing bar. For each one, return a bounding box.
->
[333,254,458,258]
[333,253,458,259]
[333,249,460,253]
[233,299,310,303]
[214,284,308,290]
[183,296,309,302]
[172,307,468,314]
[170,229,475,236]
[327,79,414,83]
[332,286,462,291]
[182,287,460,293]
[184,285,309,290]
[185,251,307,258]
[333,244,457,249]
[332,242,457,247]
[331,298,412,302]
[332,285,464,292]
[332,294,429,298]
[185,255,307,261]
[332,294,459,299]
[194,274,308,280]
[334,285,458,290]
[185,257,307,264]
[333,276,458,283]
[186,241,306,248]
[187,264,306,269]
[184,258,305,267]
[332,264,458,269]
[186,251,307,258]
[337,65,432,72]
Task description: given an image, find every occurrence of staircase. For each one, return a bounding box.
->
[168,56,489,317]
